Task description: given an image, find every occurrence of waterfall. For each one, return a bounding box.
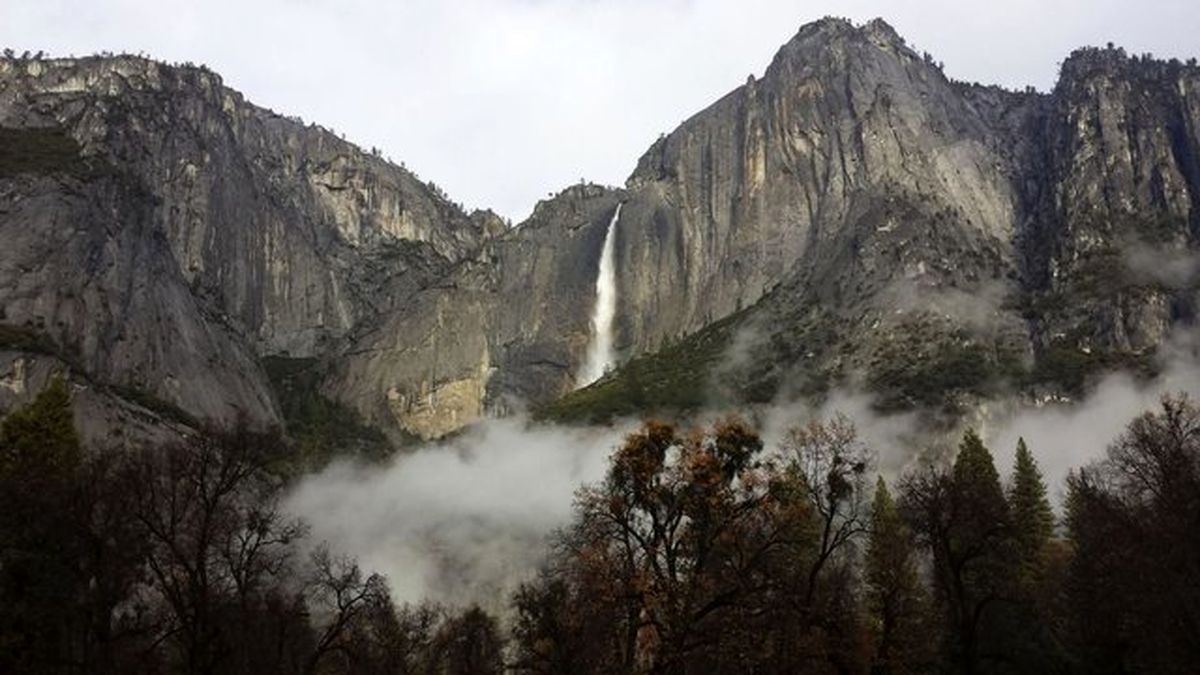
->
[577,203,622,387]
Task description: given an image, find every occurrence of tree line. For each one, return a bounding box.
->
[0,379,505,674]
[2,378,1198,674]
[510,398,1199,674]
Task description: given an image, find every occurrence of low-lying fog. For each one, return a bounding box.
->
[285,335,1200,610]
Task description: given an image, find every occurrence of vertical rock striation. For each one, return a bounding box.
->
[0,55,492,429]
[328,184,623,439]
[4,19,1199,439]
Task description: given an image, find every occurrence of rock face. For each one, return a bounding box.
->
[2,20,1199,439]
[328,184,623,438]
[1030,49,1200,355]
[0,56,491,429]
[614,19,1022,354]
[333,19,1030,435]
[546,21,1200,422]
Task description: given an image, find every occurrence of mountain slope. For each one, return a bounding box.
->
[2,19,1198,442]
[335,18,1033,436]
[0,55,495,438]
[327,183,623,438]
[545,26,1200,423]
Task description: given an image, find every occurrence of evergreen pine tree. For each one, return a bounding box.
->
[867,477,932,675]
[1008,438,1054,573]
[0,375,80,477]
[946,429,1012,674]
[0,375,83,672]
[951,429,1009,532]
[1006,440,1071,673]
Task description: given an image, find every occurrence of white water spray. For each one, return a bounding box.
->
[577,203,622,387]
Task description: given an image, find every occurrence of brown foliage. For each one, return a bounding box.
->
[513,416,874,674]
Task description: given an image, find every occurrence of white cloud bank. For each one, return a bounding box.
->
[286,334,1199,610]
[284,417,629,612]
[983,336,1200,504]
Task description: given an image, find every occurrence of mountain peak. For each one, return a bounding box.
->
[788,16,906,49]
[764,16,919,81]
[862,17,906,44]
[4,17,1200,444]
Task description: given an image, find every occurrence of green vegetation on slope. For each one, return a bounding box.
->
[1026,337,1158,394]
[537,313,739,424]
[542,303,1156,422]
[0,126,91,179]
[0,324,60,355]
[867,323,1027,412]
[262,355,403,469]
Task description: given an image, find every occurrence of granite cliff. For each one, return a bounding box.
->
[549,20,1200,422]
[0,55,496,442]
[2,18,1198,443]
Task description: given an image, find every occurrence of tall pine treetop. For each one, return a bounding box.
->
[872,476,895,519]
[953,429,1004,500]
[950,428,1010,534]
[1009,437,1054,562]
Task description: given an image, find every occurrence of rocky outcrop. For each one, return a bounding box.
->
[546,26,1200,422]
[1029,48,1200,355]
[613,19,1023,355]
[0,348,194,448]
[0,55,490,428]
[3,20,1198,440]
[0,166,279,423]
[329,184,623,438]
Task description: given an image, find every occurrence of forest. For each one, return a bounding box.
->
[1,378,1198,674]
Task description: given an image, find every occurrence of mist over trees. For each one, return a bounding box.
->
[0,379,503,675]
[2,378,1199,673]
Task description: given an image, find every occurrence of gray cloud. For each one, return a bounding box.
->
[4,0,1198,221]
[982,332,1200,505]
[1123,241,1200,289]
[283,417,629,613]
[759,389,927,478]
[754,329,1200,508]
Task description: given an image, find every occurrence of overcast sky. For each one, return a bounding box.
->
[4,0,1198,221]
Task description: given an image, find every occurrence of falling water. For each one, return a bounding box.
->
[577,203,622,387]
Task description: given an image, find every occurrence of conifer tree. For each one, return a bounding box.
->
[951,430,1009,535]
[0,376,83,672]
[1005,439,1071,672]
[903,429,1013,674]
[866,477,932,675]
[1008,438,1054,573]
[0,375,80,477]
[950,429,1013,672]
